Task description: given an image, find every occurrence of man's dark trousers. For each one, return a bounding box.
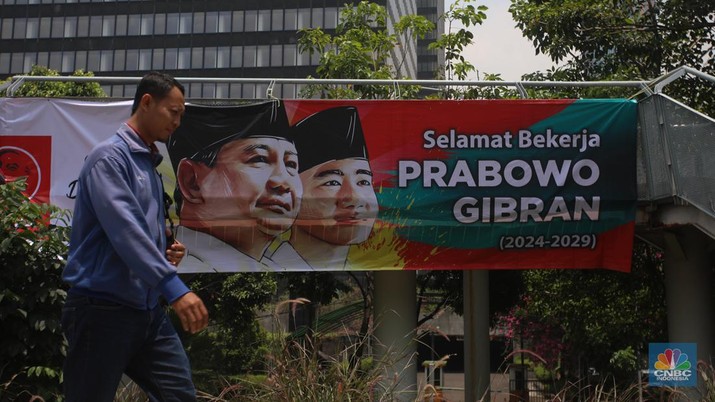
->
[61,293,196,402]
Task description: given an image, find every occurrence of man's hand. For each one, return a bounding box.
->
[165,228,185,266]
[171,292,209,334]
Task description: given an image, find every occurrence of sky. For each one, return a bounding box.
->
[443,0,556,81]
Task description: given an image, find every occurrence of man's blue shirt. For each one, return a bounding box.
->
[63,123,189,309]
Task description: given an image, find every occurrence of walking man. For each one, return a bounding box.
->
[61,72,208,401]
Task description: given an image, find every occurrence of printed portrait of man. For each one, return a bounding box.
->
[265,106,378,270]
[167,101,302,272]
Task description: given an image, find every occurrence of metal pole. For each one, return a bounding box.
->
[463,270,490,402]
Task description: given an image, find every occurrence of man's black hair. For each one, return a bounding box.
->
[131,71,185,115]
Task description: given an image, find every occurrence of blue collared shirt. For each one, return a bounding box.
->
[63,123,189,309]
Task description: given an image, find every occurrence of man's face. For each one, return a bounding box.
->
[296,158,378,245]
[144,86,185,144]
[197,137,302,236]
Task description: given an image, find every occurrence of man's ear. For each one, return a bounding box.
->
[138,93,152,113]
[177,159,204,204]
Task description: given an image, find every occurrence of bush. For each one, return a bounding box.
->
[198,299,417,401]
[0,179,70,401]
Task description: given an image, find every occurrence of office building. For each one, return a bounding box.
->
[0,1,443,98]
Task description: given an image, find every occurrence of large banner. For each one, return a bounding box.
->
[0,98,637,272]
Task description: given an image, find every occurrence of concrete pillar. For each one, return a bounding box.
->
[663,228,714,362]
[374,270,418,400]
[663,227,714,393]
[463,270,491,402]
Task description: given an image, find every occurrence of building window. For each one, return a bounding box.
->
[217,46,230,68]
[165,48,178,69]
[1,18,13,40]
[205,12,218,34]
[25,18,38,38]
[89,16,102,37]
[271,45,282,67]
[297,8,310,29]
[0,54,10,74]
[37,52,49,69]
[218,11,231,33]
[22,53,35,72]
[65,16,77,37]
[256,45,269,67]
[87,50,100,71]
[102,15,115,37]
[179,13,191,34]
[115,15,127,36]
[216,83,229,98]
[312,8,323,28]
[13,18,26,39]
[177,48,190,69]
[243,83,256,98]
[232,11,244,32]
[230,83,241,98]
[283,44,296,66]
[114,49,126,70]
[244,45,256,67]
[245,10,257,32]
[204,47,217,69]
[62,51,74,72]
[153,48,164,70]
[257,10,270,31]
[126,49,138,70]
[77,16,89,37]
[284,9,297,31]
[202,83,215,98]
[75,50,87,70]
[127,14,140,36]
[297,47,310,66]
[325,8,338,29]
[153,14,165,35]
[191,47,203,68]
[139,48,151,70]
[193,12,204,34]
[166,13,179,34]
[271,9,283,31]
[140,14,153,35]
[11,53,24,73]
[51,17,64,38]
[49,51,62,71]
[231,45,243,67]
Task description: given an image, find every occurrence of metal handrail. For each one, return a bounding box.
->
[3,65,712,97]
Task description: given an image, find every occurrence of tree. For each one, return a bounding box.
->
[498,242,668,388]
[509,0,715,114]
[298,1,433,99]
[0,179,70,401]
[429,0,487,82]
[2,65,106,98]
[179,273,277,392]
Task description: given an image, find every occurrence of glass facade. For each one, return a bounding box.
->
[1,1,441,98]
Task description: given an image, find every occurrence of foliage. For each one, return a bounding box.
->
[501,242,667,389]
[0,179,70,401]
[509,0,715,114]
[428,0,487,82]
[197,299,418,401]
[297,1,432,99]
[278,272,354,334]
[179,273,277,392]
[2,65,106,98]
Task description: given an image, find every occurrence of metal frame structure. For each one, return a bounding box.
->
[2,65,712,99]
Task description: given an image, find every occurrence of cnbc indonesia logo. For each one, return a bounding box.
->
[649,343,696,387]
